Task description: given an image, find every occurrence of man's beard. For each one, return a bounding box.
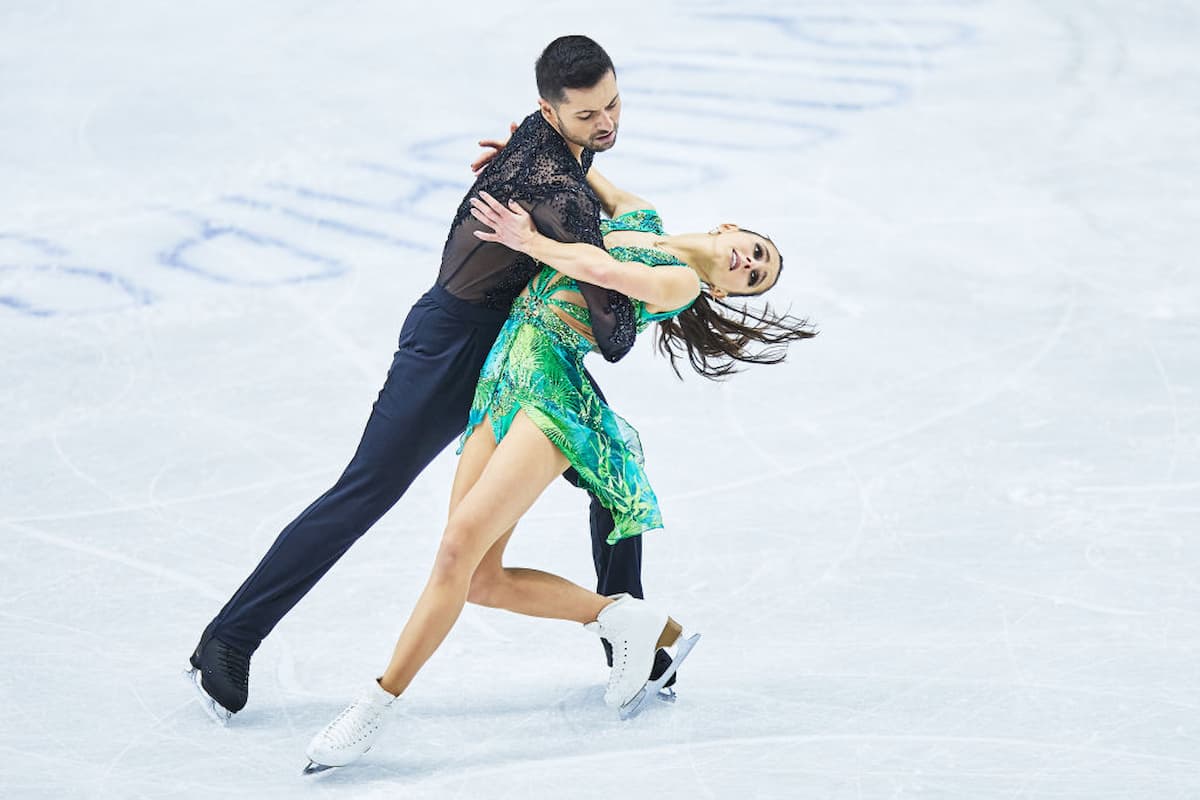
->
[589,129,618,152]
[560,123,618,153]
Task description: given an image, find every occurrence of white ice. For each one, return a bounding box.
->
[2,1,1198,797]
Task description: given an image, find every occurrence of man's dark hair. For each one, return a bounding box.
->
[535,35,615,106]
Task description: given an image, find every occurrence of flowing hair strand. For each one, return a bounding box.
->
[655,293,818,380]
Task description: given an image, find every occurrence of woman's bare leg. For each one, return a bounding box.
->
[378,411,593,696]
[449,414,613,624]
[467,527,612,624]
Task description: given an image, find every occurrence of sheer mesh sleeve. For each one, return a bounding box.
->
[526,194,636,363]
[436,112,636,363]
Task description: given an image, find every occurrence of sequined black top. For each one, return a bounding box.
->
[437,112,636,363]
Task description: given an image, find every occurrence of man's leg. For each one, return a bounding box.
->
[208,369,465,655]
[190,292,501,715]
[589,500,643,598]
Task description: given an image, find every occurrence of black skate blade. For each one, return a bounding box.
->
[619,632,700,720]
[184,667,232,727]
[303,761,336,776]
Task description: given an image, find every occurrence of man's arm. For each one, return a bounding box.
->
[521,191,639,363]
[585,167,653,219]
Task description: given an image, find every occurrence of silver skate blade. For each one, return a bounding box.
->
[657,686,677,703]
[619,686,649,720]
[302,744,372,775]
[184,667,232,727]
[619,633,701,720]
[303,761,336,776]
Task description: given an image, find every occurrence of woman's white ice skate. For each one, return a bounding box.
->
[303,679,398,774]
[585,594,701,720]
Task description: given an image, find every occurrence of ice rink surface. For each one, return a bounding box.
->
[2,0,1198,797]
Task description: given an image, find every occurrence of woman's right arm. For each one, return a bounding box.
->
[585,167,654,219]
[470,192,698,312]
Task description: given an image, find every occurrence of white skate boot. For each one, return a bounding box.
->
[585,594,701,720]
[303,679,398,774]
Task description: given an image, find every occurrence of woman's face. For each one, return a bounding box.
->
[707,225,781,298]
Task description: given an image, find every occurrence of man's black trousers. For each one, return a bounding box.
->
[208,284,646,655]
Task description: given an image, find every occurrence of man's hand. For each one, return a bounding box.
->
[470,122,519,175]
[470,191,537,254]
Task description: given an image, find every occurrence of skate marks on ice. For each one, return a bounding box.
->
[277,683,1200,800]
[286,682,697,787]
[299,629,699,777]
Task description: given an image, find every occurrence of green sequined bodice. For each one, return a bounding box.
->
[602,208,693,326]
[514,208,692,351]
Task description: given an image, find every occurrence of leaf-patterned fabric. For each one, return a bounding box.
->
[458,209,694,542]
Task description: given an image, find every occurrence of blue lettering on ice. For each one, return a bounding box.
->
[220,195,432,252]
[0,263,154,317]
[159,219,348,287]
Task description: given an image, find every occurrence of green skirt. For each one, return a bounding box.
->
[457,293,663,543]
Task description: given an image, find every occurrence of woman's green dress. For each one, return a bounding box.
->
[458,209,693,543]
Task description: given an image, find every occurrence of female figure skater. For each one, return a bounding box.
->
[304,165,815,772]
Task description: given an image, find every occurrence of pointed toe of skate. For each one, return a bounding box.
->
[184,667,233,726]
[302,739,375,774]
[301,746,375,776]
[186,627,250,724]
[618,686,649,720]
[302,760,337,776]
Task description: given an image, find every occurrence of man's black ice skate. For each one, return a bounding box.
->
[649,648,678,702]
[185,622,250,725]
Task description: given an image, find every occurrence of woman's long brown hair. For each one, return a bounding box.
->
[655,238,818,379]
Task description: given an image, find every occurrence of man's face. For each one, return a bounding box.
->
[542,70,621,153]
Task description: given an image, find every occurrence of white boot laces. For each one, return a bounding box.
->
[608,633,631,693]
[324,695,386,750]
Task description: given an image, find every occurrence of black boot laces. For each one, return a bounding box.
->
[214,641,249,691]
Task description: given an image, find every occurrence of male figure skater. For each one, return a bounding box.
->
[188,35,675,721]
